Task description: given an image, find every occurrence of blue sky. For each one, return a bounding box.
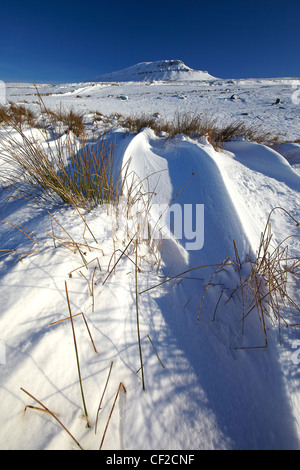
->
[0,0,299,83]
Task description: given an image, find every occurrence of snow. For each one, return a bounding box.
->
[0,68,300,450]
[224,140,300,192]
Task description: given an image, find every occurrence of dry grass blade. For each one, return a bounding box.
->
[101,235,135,285]
[15,248,48,263]
[107,247,141,275]
[135,239,145,391]
[50,311,98,353]
[21,387,84,450]
[0,220,38,244]
[0,248,16,258]
[139,262,235,295]
[24,405,56,415]
[196,256,236,324]
[232,206,299,346]
[95,361,113,435]
[147,334,165,369]
[68,257,102,278]
[50,312,83,325]
[99,382,126,450]
[65,281,90,427]
[81,312,98,353]
[212,289,224,322]
[91,266,97,312]
[48,211,88,267]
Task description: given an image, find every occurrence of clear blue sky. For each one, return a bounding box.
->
[0,0,299,83]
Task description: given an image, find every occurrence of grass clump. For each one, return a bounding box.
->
[120,110,279,149]
[48,108,85,137]
[210,121,280,149]
[162,111,218,139]
[122,113,160,134]
[39,106,85,137]
[0,102,36,128]
[140,206,300,347]
[121,111,218,139]
[235,207,300,346]
[0,85,126,212]
[0,119,123,211]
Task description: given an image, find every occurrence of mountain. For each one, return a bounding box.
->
[92,60,217,82]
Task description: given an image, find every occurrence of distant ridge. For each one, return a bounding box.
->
[92,60,217,82]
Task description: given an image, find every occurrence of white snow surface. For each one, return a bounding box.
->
[0,75,300,450]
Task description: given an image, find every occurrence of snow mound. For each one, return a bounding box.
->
[122,130,252,269]
[273,142,300,166]
[224,140,300,192]
[92,60,216,82]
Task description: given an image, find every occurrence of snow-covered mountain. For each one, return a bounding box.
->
[92,59,217,82]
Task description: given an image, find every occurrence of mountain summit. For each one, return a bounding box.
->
[93,60,216,82]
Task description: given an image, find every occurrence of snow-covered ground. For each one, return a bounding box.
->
[5,72,300,142]
[0,70,300,450]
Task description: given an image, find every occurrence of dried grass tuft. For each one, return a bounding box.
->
[0,102,36,128]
